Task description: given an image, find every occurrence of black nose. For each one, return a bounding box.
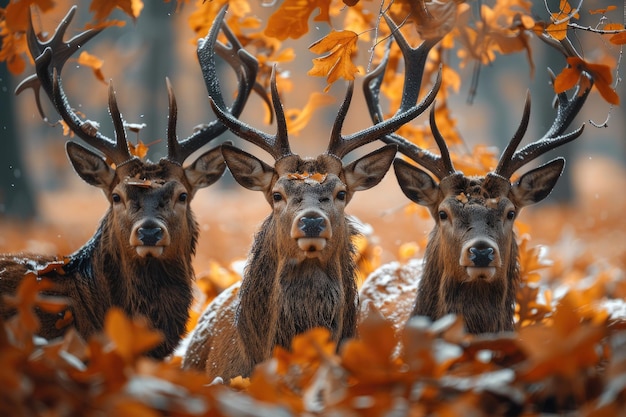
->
[299,216,326,237]
[137,227,163,246]
[469,247,494,267]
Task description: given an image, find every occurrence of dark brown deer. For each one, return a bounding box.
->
[181,25,442,379]
[359,16,592,334]
[0,6,258,358]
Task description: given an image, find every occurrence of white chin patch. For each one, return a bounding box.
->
[465,266,496,281]
[297,238,327,256]
[136,246,164,258]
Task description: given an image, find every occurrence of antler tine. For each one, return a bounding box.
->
[16,6,103,122]
[326,15,442,159]
[382,13,441,113]
[209,64,292,160]
[427,104,455,178]
[166,5,261,164]
[494,78,591,179]
[361,13,453,179]
[106,81,133,163]
[492,91,531,178]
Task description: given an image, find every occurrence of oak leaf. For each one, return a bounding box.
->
[265,0,332,40]
[308,30,359,91]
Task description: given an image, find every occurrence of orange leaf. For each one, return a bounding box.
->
[589,6,617,15]
[546,19,568,41]
[553,62,582,93]
[308,30,359,91]
[265,0,332,40]
[2,273,58,334]
[610,31,626,45]
[4,0,55,32]
[89,0,144,22]
[284,92,335,136]
[104,307,163,363]
[556,57,619,105]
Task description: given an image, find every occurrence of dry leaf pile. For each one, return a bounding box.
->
[2,225,626,416]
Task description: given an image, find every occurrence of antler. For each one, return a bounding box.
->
[166,5,260,164]
[492,79,590,179]
[208,13,440,162]
[363,14,452,180]
[366,14,592,181]
[16,5,258,166]
[14,7,134,165]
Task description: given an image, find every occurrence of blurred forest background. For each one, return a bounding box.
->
[0,0,624,271]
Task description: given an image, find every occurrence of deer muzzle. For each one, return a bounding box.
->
[459,238,501,281]
[291,211,332,257]
[130,219,171,257]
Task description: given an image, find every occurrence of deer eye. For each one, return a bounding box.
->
[178,193,188,203]
[272,192,283,202]
[336,191,347,201]
[112,193,121,203]
[438,211,448,221]
[507,210,516,220]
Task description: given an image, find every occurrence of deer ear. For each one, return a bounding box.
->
[510,158,565,207]
[185,146,227,190]
[221,143,275,192]
[66,141,115,189]
[393,158,440,208]
[343,145,396,192]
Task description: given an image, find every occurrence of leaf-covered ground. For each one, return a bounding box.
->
[1,153,625,416]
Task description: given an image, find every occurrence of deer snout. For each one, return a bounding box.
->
[138,227,163,246]
[291,211,331,256]
[460,238,501,281]
[130,220,171,258]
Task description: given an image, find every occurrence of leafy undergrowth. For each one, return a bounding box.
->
[2,217,626,416]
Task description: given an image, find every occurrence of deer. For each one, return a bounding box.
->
[0,6,259,358]
[358,15,592,335]
[181,22,443,380]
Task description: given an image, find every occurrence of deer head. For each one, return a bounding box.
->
[181,19,441,379]
[211,61,440,265]
[363,15,592,332]
[16,6,257,261]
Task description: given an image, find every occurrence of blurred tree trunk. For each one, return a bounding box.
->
[137,1,175,159]
[0,65,37,219]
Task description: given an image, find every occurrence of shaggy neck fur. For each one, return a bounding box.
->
[236,214,359,368]
[414,228,519,333]
[64,209,198,358]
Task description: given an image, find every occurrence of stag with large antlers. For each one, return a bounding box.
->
[181,22,442,379]
[0,7,257,358]
[359,16,591,335]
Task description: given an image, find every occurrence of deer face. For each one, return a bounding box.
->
[66,141,226,259]
[393,157,565,283]
[221,145,396,263]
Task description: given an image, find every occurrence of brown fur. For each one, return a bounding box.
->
[360,158,564,334]
[183,146,396,380]
[0,146,226,358]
